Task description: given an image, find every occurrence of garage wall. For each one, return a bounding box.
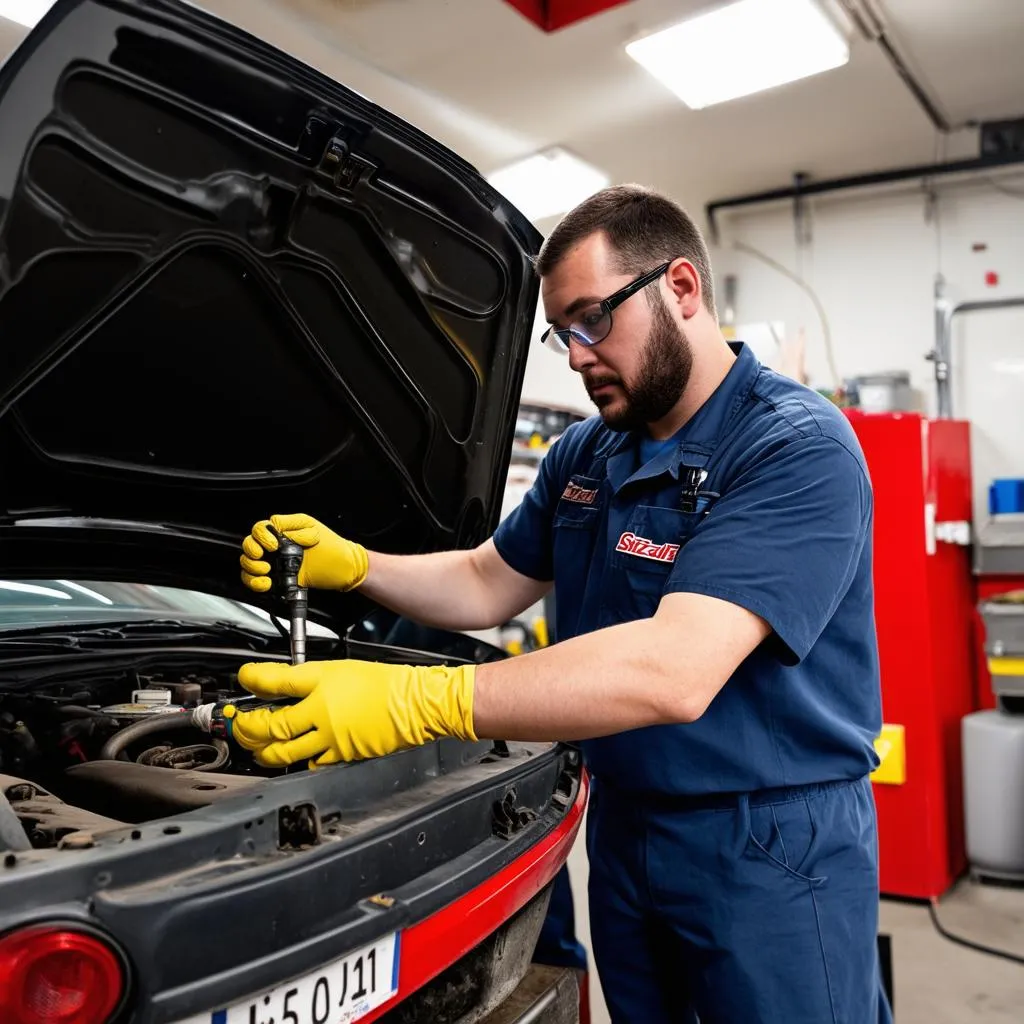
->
[711,175,1024,524]
[520,175,1024,525]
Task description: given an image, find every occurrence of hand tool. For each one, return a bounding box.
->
[274,533,307,666]
[194,529,307,745]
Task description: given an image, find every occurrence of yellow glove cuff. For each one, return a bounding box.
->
[341,541,370,591]
[404,663,477,745]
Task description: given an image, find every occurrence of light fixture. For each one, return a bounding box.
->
[57,580,114,604]
[487,147,610,223]
[0,0,51,29]
[626,0,850,110]
[0,581,72,599]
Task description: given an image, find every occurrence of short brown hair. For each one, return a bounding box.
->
[535,184,717,320]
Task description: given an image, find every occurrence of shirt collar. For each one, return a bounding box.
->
[675,341,760,449]
[606,342,761,495]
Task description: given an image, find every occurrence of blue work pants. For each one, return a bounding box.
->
[586,775,894,1023]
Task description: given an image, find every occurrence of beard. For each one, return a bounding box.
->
[586,294,693,433]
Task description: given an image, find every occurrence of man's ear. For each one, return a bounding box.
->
[666,258,702,319]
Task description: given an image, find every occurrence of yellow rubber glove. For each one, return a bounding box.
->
[239,514,368,594]
[227,660,477,767]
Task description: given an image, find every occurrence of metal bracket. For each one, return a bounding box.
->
[792,171,812,248]
[491,789,537,841]
[319,137,373,192]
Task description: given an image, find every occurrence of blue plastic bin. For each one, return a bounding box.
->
[989,479,1024,515]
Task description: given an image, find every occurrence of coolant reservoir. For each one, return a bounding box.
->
[100,689,184,722]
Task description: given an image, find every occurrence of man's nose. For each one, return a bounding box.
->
[568,337,599,373]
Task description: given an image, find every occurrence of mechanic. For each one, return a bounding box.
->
[233,185,892,1024]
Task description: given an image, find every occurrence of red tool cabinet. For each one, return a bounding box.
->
[845,411,976,899]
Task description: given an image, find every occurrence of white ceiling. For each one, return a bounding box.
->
[2,0,1023,232]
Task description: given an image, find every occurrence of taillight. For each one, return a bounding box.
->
[0,925,126,1024]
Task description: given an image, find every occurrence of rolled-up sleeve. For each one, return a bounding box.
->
[664,435,871,664]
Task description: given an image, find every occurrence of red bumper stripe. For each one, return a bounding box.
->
[364,770,589,1022]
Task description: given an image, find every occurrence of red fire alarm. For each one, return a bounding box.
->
[504,0,634,32]
[985,270,999,287]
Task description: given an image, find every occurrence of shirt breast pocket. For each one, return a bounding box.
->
[612,504,702,598]
[552,476,603,579]
[553,501,600,530]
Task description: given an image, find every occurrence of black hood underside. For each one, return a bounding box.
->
[0,0,542,629]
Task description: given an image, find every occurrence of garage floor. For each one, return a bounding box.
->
[566,829,1024,1022]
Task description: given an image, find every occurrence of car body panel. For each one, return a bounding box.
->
[0,0,542,631]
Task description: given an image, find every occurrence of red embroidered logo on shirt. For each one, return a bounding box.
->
[562,482,599,505]
[615,532,680,563]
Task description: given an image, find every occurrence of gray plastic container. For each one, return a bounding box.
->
[962,710,1024,881]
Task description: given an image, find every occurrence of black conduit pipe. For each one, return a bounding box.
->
[99,712,197,762]
[705,149,1024,242]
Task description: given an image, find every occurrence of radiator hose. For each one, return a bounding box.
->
[99,699,285,765]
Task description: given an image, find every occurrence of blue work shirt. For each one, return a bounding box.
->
[493,343,882,796]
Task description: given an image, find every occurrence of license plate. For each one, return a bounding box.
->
[175,932,400,1024]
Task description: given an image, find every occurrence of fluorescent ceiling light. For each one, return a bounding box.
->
[0,581,72,599]
[0,1,51,28]
[57,580,114,604]
[488,147,610,223]
[626,0,849,110]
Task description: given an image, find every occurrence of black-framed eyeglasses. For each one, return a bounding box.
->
[540,261,672,354]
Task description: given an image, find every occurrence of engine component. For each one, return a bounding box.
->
[100,697,184,722]
[0,713,39,776]
[2,775,125,849]
[98,708,196,762]
[63,761,261,822]
[137,740,229,772]
[134,688,172,707]
[0,786,30,852]
[161,680,203,706]
[0,664,281,827]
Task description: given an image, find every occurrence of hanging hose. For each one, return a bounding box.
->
[99,711,198,762]
[928,896,1024,966]
[731,240,843,394]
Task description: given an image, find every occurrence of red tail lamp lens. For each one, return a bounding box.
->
[0,925,125,1024]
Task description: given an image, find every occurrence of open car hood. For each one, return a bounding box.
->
[0,0,542,629]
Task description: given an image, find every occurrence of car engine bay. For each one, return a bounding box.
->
[0,659,282,848]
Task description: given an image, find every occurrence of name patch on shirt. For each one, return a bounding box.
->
[615,532,680,564]
[561,481,599,505]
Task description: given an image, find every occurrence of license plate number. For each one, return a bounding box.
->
[175,932,400,1024]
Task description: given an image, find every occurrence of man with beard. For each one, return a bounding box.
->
[231,185,891,1024]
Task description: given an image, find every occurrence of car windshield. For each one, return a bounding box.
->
[0,579,337,638]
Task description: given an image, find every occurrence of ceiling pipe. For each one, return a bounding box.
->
[834,0,951,133]
[704,147,1024,243]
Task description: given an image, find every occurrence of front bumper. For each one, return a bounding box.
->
[0,742,586,1023]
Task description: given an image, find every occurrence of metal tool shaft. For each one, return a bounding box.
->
[290,605,307,665]
[276,536,308,665]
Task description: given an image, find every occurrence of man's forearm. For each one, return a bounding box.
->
[358,542,547,634]
[358,549,489,631]
[471,617,692,740]
[470,592,771,740]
